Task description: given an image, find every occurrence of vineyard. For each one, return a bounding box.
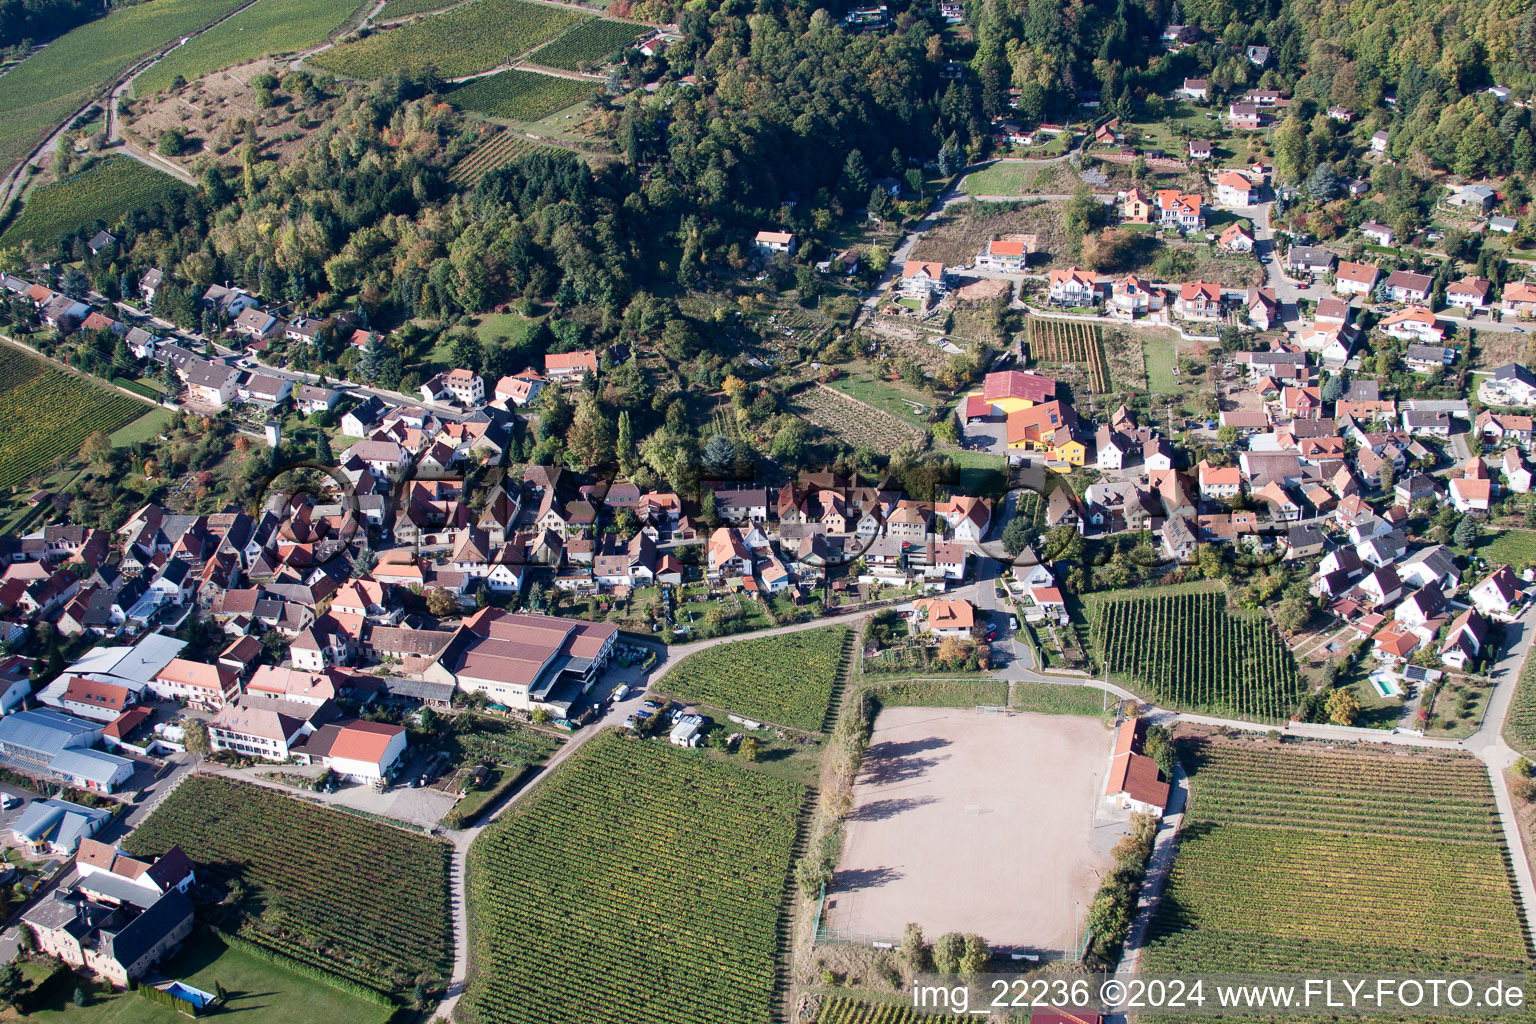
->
[378,0,458,19]
[462,731,806,1024]
[450,69,593,121]
[132,0,368,95]
[0,156,192,246]
[793,385,927,451]
[1507,650,1536,756]
[0,347,144,490]
[659,626,851,731]
[307,0,584,78]
[0,0,250,174]
[124,776,453,995]
[1142,741,1532,1022]
[1089,590,1305,723]
[815,998,971,1023]
[448,129,564,186]
[1025,316,1109,393]
[528,19,645,70]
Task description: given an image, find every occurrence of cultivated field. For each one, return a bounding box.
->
[793,384,928,451]
[463,731,806,1024]
[0,347,144,490]
[0,156,190,246]
[307,0,585,78]
[0,0,249,175]
[822,707,1114,950]
[447,712,562,767]
[1089,590,1305,723]
[659,626,851,731]
[450,69,593,121]
[529,19,644,70]
[448,128,565,186]
[1477,527,1536,568]
[1142,738,1531,1021]
[133,0,369,95]
[124,776,453,994]
[866,679,1009,707]
[1026,316,1108,392]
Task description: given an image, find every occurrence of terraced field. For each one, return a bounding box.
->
[450,69,592,121]
[0,156,192,246]
[134,0,370,94]
[307,0,585,78]
[463,731,806,1024]
[448,128,565,186]
[1142,740,1532,1023]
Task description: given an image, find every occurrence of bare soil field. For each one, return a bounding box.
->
[822,706,1117,951]
[911,200,1068,269]
[125,60,347,169]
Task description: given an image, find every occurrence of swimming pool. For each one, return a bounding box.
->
[1369,673,1402,698]
[162,982,216,1008]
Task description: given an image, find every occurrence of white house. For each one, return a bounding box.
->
[1471,566,1523,620]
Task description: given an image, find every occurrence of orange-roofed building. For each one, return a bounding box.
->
[911,597,977,637]
[976,235,1030,272]
[544,349,598,384]
[1104,718,1170,816]
[298,719,407,782]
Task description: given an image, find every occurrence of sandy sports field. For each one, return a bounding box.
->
[822,706,1115,951]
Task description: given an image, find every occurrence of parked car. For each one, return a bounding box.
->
[0,793,18,810]
[612,683,632,702]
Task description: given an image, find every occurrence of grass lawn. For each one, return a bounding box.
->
[9,938,391,1024]
[473,311,538,349]
[824,364,937,429]
[1142,332,1180,393]
[961,160,1068,196]
[1009,681,1116,716]
[1477,528,1536,568]
[110,407,176,446]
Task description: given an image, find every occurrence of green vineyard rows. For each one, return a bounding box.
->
[462,731,806,1024]
[308,0,584,79]
[1142,742,1532,1023]
[0,347,144,490]
[1089,591,1304,723]
[0,156,191,246]
[660,625,850,730]
[124,776,453,994]
[529,19,645,70]
[450,69,593,121]
[449,129,563,186]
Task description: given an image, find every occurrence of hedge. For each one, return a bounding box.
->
[211,930,397,1007]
